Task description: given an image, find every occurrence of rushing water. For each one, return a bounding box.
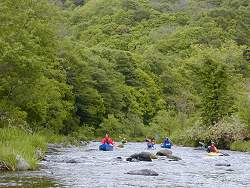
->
[0,142,250,188]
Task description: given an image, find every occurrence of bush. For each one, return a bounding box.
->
[230,141,250,152]
[71,125,95,141]
[172,116,247,149]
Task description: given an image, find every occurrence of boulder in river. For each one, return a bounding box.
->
[126,169,159,176]
[117,144,124,148]
[215,163,231,167]
[156,149,172,156]
[166,155,182,161]
[126,152,157,162]
[16,155,30,171]
[66,159,79,163]
[114,157,123,161]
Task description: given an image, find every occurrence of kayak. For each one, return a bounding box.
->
[99,143,113,151]
[207,152,224,156]
[161,144,171,149]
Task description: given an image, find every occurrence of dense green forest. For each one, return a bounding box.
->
[0,0,250,169]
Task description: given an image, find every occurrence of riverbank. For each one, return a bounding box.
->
[0,128,78,171]
[1,127,249,172]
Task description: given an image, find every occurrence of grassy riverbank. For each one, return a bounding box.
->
[0,128,75,171]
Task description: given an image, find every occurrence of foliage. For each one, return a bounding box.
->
[0,0,250,157]
[230,141,250,152]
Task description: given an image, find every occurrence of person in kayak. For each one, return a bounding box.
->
[207,141,218,153]
[101,132,114,145]
[163,137,173,146]
[146,137,155,149]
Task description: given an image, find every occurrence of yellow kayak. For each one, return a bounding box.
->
[207,152,224,156]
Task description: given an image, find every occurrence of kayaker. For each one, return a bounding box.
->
[101,132,114,145]
[145,137,150,142]
[207,141,218,153]
[146,137,155,149]
[119,135,127,144]
[163,137,173,146]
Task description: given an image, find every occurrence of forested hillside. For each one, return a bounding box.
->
[1,0,250,162]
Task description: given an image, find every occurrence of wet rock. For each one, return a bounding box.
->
[127,152,154,162]
[36,149,44,160]
[66,159,79,163]
[39,164,48,169]
[215,163,231,167]
[126,169,159,176]
[226,169,234,172]
[16,155,30,171]
[166,155,182,161]
[117,144,124,148]
[115,157,122,160]
[0,162,8,171]
[156,149,172,156]
[126,157,139,162]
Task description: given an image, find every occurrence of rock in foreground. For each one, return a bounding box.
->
[126,169,159,176]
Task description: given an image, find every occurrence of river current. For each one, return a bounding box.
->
[0,142,249,188]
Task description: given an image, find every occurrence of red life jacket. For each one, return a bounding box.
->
[101,137,114,145]
[210,145,218,152]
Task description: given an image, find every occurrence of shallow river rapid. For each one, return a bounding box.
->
[0,142,249,187]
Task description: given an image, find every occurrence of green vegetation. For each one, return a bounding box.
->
[0,128,47,170]
[0,0,250,170]
[230,141,250,152]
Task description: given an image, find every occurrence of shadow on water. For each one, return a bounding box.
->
[0,171,59,188]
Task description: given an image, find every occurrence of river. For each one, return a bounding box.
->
[0,142,249,188]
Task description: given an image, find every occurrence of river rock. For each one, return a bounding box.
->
[0,162,8,171]
[16,155,30,171]
[215,163,231,167]
[36,149,44,160]
[127,152,156,162]
[126,158,140,162]
[166,155,182,161]
[66,159,79,163]
[114,157,123,161]
[126,169,159,176]
[117,144,124,148]
[156,149,172,156]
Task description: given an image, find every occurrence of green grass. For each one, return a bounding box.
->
[0,128,47,170]
[230,141,250,152]
[0,127,86,171]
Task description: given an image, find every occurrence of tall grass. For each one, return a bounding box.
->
[0,128,47,170]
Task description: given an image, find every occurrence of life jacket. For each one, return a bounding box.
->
[164,139,170,145]
[210,145,218,152]
[101,137,114,145]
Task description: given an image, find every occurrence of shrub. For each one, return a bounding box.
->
[230,141,250,152]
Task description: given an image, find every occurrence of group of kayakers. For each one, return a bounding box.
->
[100,132,219,153]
